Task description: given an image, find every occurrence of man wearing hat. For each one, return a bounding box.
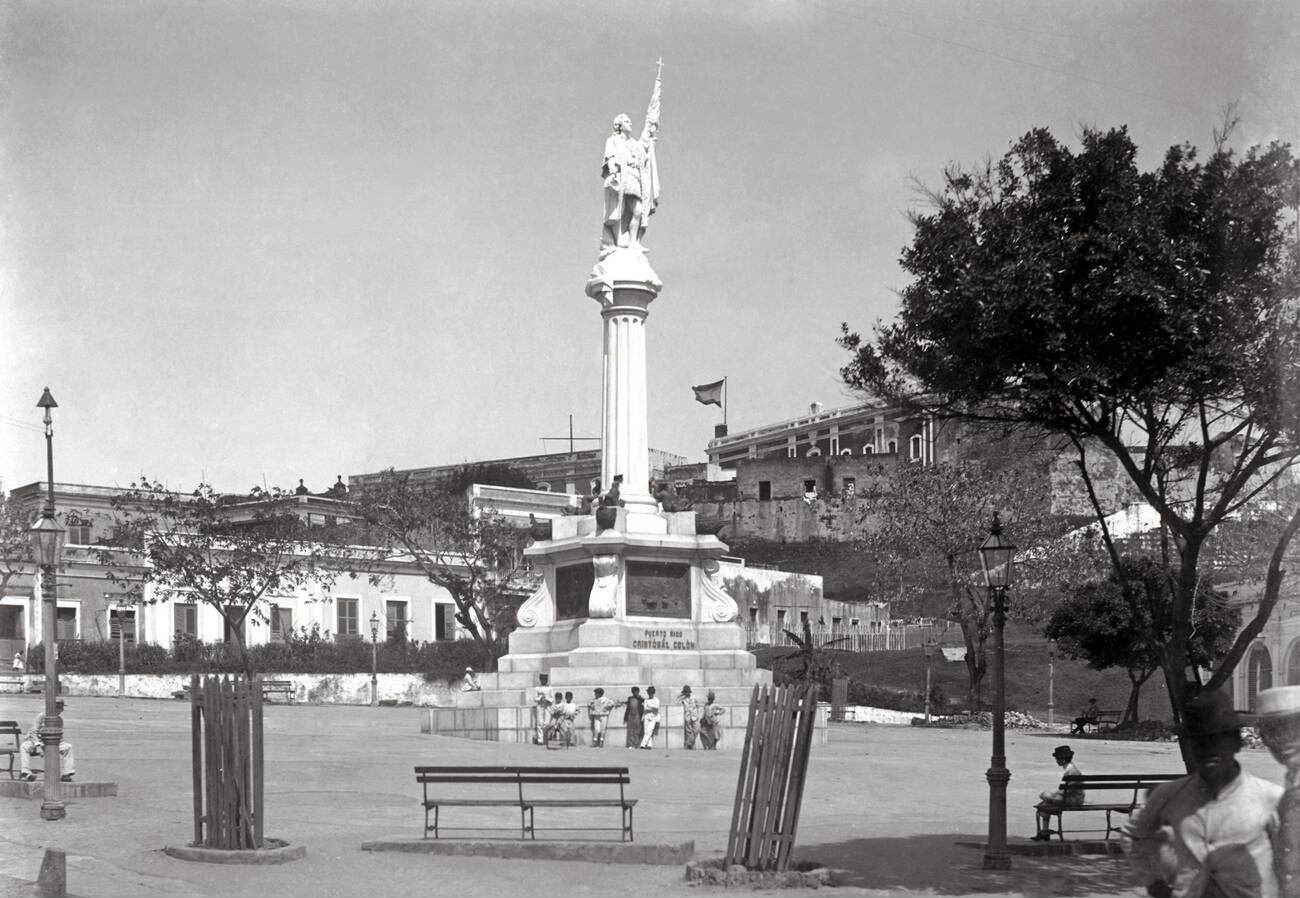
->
[679,685,702,750]
[460,666,481,692]
[19,698,75,782]
[1125,689,1283,897]
[1033,744,1085,840]
[1256,685,1300,896]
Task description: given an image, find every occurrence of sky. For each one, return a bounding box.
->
[2,0,1298,494]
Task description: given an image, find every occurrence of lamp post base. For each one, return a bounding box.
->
[981,852,1012,870]
[40,800,66,821]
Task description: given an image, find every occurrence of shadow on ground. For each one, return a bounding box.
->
[797,833,1140,896]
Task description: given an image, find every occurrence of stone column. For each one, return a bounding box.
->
[587,248,661,517]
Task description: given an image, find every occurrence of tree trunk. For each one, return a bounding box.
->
[1123,668,1153,727]
[1162,537,1204,773]
[959,617,987,711]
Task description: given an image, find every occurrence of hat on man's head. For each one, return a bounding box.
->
[1178,689,1241,737]
[465,667,474,672]
[1256,686,1300,720]
[1052,745,1073,760]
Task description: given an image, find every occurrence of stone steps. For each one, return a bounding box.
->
[460,684,764,710]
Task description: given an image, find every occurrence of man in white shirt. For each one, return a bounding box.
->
[19,699,75,783]
[639,686,661,749]
[1125,689,1282,897]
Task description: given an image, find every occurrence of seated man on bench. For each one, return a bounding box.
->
[1033,744,1083,840]
[1071,698,1100,735]
[20,699,76,783]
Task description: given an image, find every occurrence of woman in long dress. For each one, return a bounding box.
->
[699,691,726,750]
[624,687,644,748]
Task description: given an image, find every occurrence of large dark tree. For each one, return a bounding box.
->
[1045,557,1240,726]
[351,466,536,671]
[840,125,1300,729]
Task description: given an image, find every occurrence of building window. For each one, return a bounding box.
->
[758,481,772,501]
[1248,644,1274,711]
[843,477,856,495]
[537,482,552,492]
[109,608,136,644]
[0,605,24,640]
[850,618,860,630]
[386,600,408,641]
[803,479,817,496]
[749,607,759,625]
[337,598,359,638]
[799,610,809,626]
[806,447,822,458]
[55,607,77,641]
[307,513,327,527]
[270,605,293,643]
[434,603,457,641]
[862,445,874,455]
[887,440,897,454]
[67,523,92,545]
[775,609,787,630]
[174,603,198,638]
[909,434,924,461]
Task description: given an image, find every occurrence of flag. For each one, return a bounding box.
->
[692,379,724,407]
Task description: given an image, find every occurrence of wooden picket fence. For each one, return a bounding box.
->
[190,674,265,849]
[724,683,819,871]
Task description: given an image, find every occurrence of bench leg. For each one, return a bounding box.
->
[433,805,440,839]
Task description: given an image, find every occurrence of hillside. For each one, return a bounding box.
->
[756,621,1177,723]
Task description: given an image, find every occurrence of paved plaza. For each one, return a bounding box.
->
[0,694,1287,897]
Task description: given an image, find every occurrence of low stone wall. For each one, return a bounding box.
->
[840,705,917,726]
[54,673,460,707]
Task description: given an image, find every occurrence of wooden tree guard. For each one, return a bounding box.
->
[725,683,819,871]
[190,674,265,849]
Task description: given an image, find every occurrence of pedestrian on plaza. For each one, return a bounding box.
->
[19,699,75,782]
[588,688,615,748]
[624,686,644,749]
[460,667,481,692]
[679,685,701,750]
[1256,685,1300,897]
[1032,745,1084,840]
[543,690,565,747]
[639,686,661,749]
[12,651,24,673]
[560,691,578,747]
[1071,698,1100,735]
[699,690,725,749]
[533,684,552,745]
[1124,689,1283,898]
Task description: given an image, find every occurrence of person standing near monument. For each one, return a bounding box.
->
[679,685,701,750]
[1256,685,1300,896]
[640,686,661,749]
[588,688,615,748]
[1124,689,1282,897]
[624,686,644,749]
[700,690,725,749]
[532,680,552,746]
[560,692,579,747]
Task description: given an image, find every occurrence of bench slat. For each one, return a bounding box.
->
[526,799,638,807]
[423,799,524,807]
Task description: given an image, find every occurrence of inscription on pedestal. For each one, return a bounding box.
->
[626,561,690,618]
[555,563,594,620]
[631,628,696,650]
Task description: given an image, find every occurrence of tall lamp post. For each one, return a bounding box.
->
[30,387,67,821]
[978,512,1016,870]
[1047,644,1056,729]
[923,640,936,724]
[369,611,380,708]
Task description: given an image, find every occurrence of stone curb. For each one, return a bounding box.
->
[361,838,693,865]
[0,780,118,800]
[955,839,1125,857]
[163,840,306,865]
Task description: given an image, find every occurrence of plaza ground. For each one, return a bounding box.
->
[0,694,1286,897]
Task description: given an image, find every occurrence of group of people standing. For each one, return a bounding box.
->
[532,681,726,750]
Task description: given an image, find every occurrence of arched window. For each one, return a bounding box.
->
[862,445,874,455]
[1247,644,1274,711]
[537,482,552,492]
[1286,639,1300,686]
[806,447,822,457]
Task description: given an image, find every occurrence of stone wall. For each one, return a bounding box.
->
[47,672,461,706]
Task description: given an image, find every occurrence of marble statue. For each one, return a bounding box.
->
[601,62,661,255]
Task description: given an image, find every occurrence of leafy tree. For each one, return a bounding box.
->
[98,479,348,681]
[1045,557,1240,725]
[351,467,536,671]
[0,494,35,602]
[840,125,1300,727]
[859,449,1104,709]
[775,619,849,687]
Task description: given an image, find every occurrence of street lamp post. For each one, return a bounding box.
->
[369,611,380,708]
[30,387,67,821]
[1048,645,1056,728]
[923,640,936,724]
[978,511,1016,871]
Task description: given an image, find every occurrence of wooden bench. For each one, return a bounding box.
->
[414,766,636,841]
[261,680,296,703]
[1037,773,1184,840]
[0,721,21,780]
[1090,710,1122,733]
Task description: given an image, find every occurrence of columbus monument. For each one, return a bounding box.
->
[442,65,771,748]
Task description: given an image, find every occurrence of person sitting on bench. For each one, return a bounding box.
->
[20,699,75,783]
[1071,698,1100,735]
[1033,744,1084,840]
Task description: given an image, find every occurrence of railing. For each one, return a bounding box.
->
[745,622,956,653]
